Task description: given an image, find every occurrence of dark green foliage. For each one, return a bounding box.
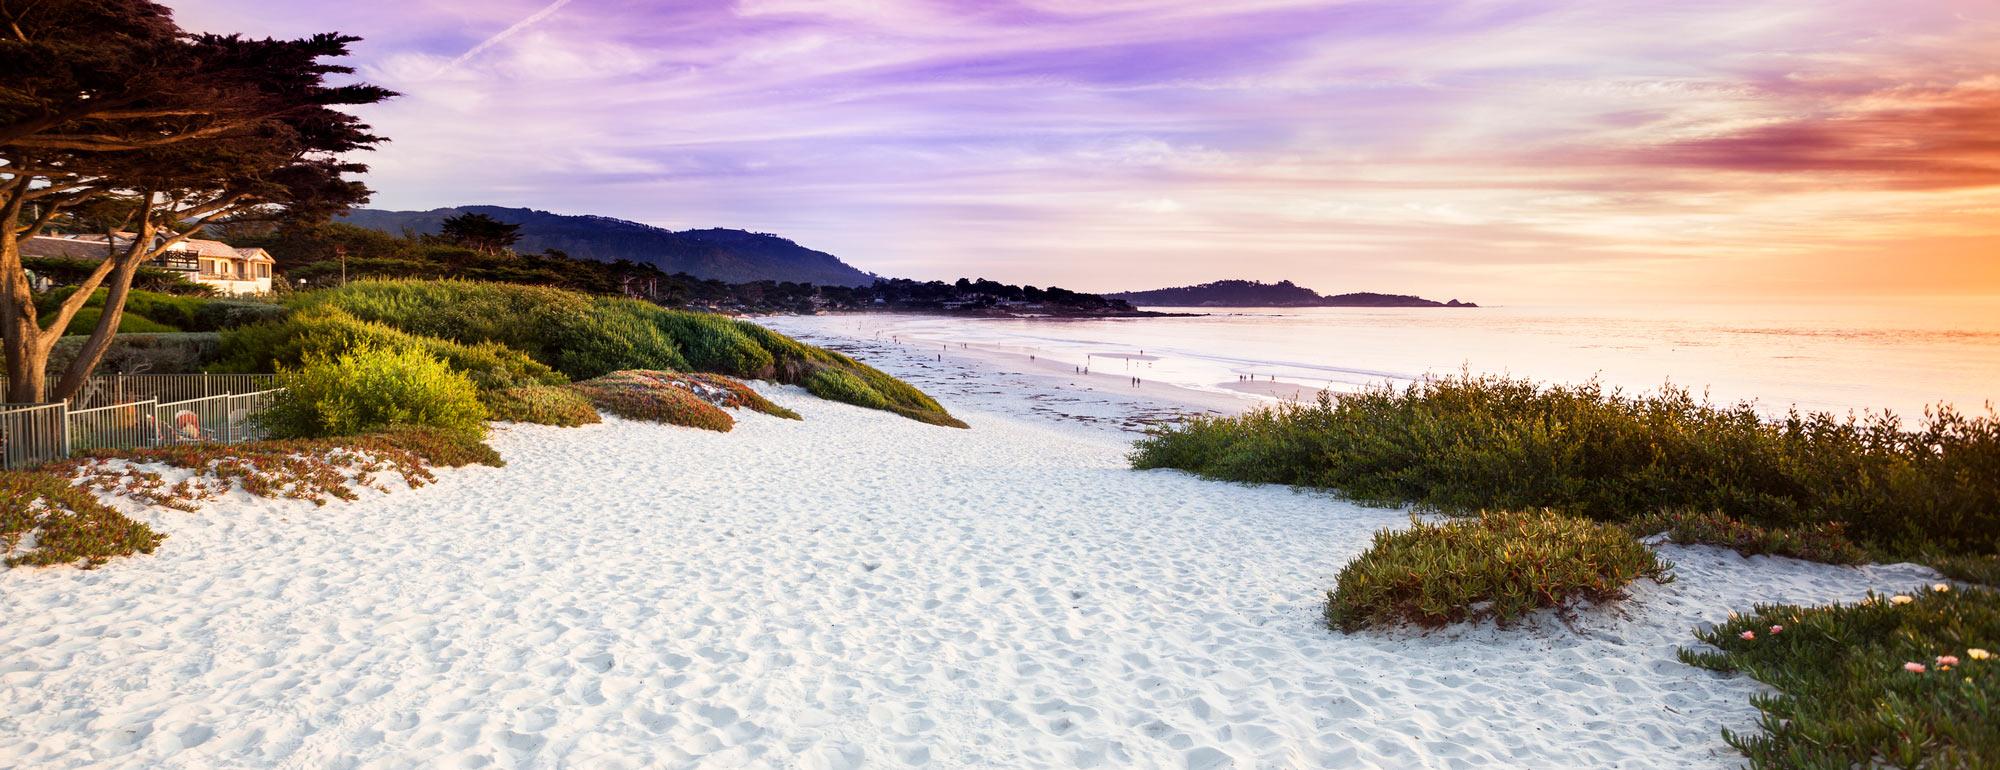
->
[1683,587,1999,769]
[0,471,162,568]
[1131,375,2000,562]
[1325,510,1673,632]
[49,332,220,374]
[482,385,601,427]
[211,305,564,391]
[1627,510,1869,564]
[36,287,286,334]
[571,370,735,432]
[260,346,487,440]
[1930,555,2000,587]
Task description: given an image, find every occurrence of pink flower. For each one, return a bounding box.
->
[1739,631,1756,640]
[1937,655,1960,667]
[1904,662,1927,673]
[1769,625,1783,634]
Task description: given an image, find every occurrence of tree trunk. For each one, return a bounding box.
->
[49,256,143,403]
[0,205,49,404]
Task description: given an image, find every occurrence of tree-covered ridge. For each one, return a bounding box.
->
[339,205,877,286]
[1108,279,1476,308]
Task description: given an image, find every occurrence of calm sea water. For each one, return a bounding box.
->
[771,299,2000,419]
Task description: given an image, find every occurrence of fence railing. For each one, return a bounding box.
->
[0,403,66,470]
[0,388,283,469]
[0,373,277,410]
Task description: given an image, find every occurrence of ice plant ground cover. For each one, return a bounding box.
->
[0,383,1955,769]
[0,428,501,568]
[1682,584,1999,768]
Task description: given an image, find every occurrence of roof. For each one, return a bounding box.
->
[96,231,275,262]
[18,236,121,260]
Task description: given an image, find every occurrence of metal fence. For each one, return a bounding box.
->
[0,403,66,470]
[0,388,282,469]
[1,373,279,410]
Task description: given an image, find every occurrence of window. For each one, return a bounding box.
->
[256,263,270,278]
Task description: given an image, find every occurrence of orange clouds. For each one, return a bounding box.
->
[1627,78,2000,190]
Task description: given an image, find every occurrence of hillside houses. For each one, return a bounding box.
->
[20,233,274,295]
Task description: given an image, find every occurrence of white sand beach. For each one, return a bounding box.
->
[0,328,1946,769]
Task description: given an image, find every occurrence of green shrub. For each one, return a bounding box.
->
[571,370,735,432]
[260,346,487,440]
[0,471,162,568]
[211,306,564,391]
[1132,375,2000,563]
[1682,586,1999,769]
[1627,510,1868,564]
[482,385,602,427]
[1325,510,1674,632]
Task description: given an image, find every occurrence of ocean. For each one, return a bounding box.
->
[765,298,2000,420]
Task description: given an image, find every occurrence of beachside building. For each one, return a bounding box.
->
[18,233,275,295]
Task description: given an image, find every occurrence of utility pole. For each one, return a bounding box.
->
[335,244,348,286]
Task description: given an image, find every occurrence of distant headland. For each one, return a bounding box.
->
[1107,279,1476,308]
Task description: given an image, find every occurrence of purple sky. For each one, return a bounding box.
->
[168,0,2000,301]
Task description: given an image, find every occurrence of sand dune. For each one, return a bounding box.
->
[0,360,1943,768]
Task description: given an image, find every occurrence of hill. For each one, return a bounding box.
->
[1108,279,1476,308]
[339,206,877,287]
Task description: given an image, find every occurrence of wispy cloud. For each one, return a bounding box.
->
[431,0,579,78]
[164,0,2000,301]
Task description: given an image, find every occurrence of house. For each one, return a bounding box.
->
[19,233,275,295]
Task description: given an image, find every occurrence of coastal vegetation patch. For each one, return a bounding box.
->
[212,305,564,392]
[1684,585,1999,769]
[1131,374,2000,565]
[0,471,163,568]
[3,427,501,569]
[1625,510,1868,565]
[288,280,962,426]
[571,370,737,432]
[1325,510,1672,632]
[481,385,603,427]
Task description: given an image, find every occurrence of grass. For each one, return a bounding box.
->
[482,385,603,427]
[3,427,500,569]
[571,370,737,432]
[1682,585,1999,769]
[1326,510,1674,632]
[1132,374,2000,564]
[1626,510,1869,564]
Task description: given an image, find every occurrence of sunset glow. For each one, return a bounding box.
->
[170,0,2000,301]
